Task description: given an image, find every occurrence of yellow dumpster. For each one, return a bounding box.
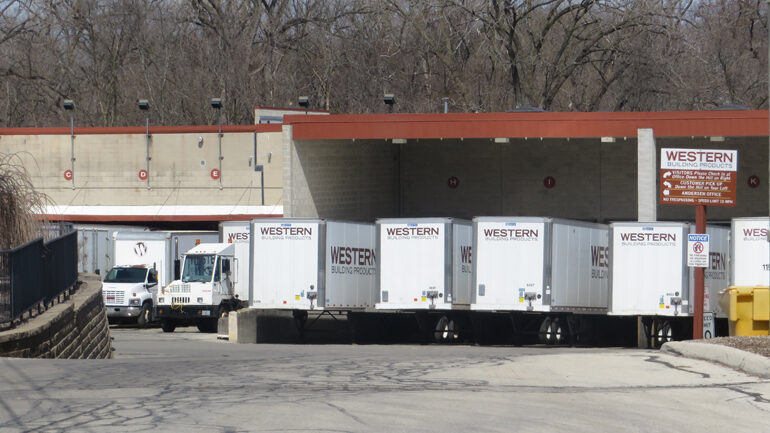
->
[718,286,769,336]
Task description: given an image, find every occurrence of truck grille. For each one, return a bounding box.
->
[171,296,190,305]
[168,284,190,293]
[103,290,125,306]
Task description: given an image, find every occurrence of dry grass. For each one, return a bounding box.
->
[0,152,52,250]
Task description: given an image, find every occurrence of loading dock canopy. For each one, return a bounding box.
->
[281,110,769,223]
[285,110,768,140]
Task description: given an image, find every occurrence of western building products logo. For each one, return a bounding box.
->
[591,245,608,279]
[705,252,727,281]
[461,245,472,273]
[663,149,735,170]
[330,246,376,275]
[619,230,677,247]
[134,242,147,256]
[385,225,440,240]
[385,227,440,236]
[742,227,768,241]
[482,228,539,241]
[228,232,249,242]
[260,225,312,240]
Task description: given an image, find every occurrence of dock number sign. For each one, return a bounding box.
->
[687,234,709,268]
[660,148,737,207]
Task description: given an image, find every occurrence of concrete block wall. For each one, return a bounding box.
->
[286,136,399,220]
[0,274,112,359]
[400,138,638,221]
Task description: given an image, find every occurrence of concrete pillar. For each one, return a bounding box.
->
[637,128,657,222]
[282,124,294,217]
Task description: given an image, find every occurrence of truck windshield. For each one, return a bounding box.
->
[181,255,215,283]
[104,267,147,283]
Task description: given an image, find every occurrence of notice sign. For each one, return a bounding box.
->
[687,233,709,267]
[703,312,715,339]
[660,148,737,207]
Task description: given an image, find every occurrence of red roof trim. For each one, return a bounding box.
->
[285,110,768,140]
[43,213,282,223]
[0,124,282,136]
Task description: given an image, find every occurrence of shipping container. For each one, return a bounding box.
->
[250,219,377,311]
[376,218,472,311]
[472,217,608,314]
[731,217,770,287]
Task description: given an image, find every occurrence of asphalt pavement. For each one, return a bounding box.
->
[0,327,769,432]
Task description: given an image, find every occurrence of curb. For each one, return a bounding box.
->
[661,341,770,379]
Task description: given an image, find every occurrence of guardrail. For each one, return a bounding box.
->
[0,231,78,327]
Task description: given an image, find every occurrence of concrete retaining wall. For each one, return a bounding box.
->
[0,274,112,359]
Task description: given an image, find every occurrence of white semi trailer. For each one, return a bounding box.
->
[220,221,251,302]
[375,218,472,342]
[731,217,769,287]
[471,217,609,345]
[250,219,377,334]
[609,222,730,347]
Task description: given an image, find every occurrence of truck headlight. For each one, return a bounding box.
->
[158,297,165,304]
[197,297,203,303]
[129,298,141,306]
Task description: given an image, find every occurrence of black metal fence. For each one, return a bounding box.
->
[0,231,78,326]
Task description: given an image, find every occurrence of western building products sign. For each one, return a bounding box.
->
[659,148,737,207]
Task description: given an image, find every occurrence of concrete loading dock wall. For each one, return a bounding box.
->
[0,127,284,221]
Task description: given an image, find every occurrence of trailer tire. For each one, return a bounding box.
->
[551,317,564,345]
[538,317,552,345]
[447,319,458,342]
[654,320,673,348]
[136,302,152,328]
[161,319,176,333]
[196,319,218,333]
[435,316,450,342]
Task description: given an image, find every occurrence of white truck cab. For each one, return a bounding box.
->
[102,265,159,326]
[155,243,246,333]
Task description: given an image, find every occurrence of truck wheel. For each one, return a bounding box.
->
[538,317,552,345]
[136,303,152,327]
[196,319,217,333]
[550,318,563,345]
[654,320,673,348]
[161,319,176,333]
[434,316,450,342]
[447,319,458,342]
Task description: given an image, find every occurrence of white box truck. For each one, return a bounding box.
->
[471,217,608,344]
[250,219,377,311]
[609,222,730,347]
[103,231,173,325]
[731,217,769,287]
[375,218,472,342]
